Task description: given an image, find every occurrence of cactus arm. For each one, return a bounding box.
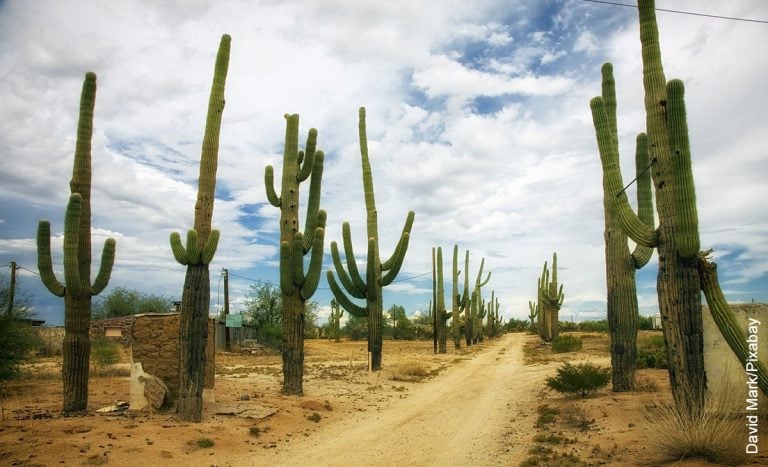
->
[667,80,700,258]
[381,231,411,286]
[62,194,83,299]
[366,238,377,300]
[382,210,416,270]
[170,232,189,265]
[631,133,654,267]
[280,241,293,294]
[201,229,219,265]
[291,232,305,288]
[297,128,318,183]
[698,257,768,396]
[185,229,200,264]
[591,95,658,248]
[330,241,366,299]
[342,222,367,293]
[301,226,325,300]
[264,165,281,207]
[326,270,367,317]
[302,153,324,251]
[91,238,116,295]
[36,220,66,297]
[479,271,491,288]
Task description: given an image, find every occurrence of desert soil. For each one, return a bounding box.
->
[1,332,766,466]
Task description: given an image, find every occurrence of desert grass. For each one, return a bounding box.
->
[387,361,431,382]
[643,377,746,465]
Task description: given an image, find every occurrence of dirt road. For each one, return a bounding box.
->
[253,333,554,466]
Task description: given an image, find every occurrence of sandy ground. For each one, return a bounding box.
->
[1,332,766,466]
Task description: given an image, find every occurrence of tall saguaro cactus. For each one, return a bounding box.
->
[465,257,490,346]
[327,107,415,371]
[329,299,343,342]
[594,63,655,392]
[590,0,706,412]
[451,245,467,350]
[37,72,116,413]
[169,34,230,422]
[264,113,326,395]
[432,247,451,353]
[532,253,564,342]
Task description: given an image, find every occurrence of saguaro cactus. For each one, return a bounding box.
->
[327,107,415,371]
[169,34,230,422]
[329,299,343,342]
[264,114,326,395]
[532,253,564,342]
[590,0,706,412]
[528,301,538,331]
[432,247,451,353]
[451,245,467,350]
[37,72,116,413]
[465,257,490,346]
[593,63,655,392]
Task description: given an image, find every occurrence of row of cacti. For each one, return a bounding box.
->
[429,244,500,353]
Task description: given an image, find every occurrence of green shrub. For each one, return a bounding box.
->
[551,335,582,353]
[194,438,215,448]
[577,320,608,333]
[90,336,120,372]
[637,334,668,369]
[546,362,610,397]
[0,316,42,380]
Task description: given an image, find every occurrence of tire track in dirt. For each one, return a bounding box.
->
[253,333,557,466]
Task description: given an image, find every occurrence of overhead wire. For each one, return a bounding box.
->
[582,0,768,24]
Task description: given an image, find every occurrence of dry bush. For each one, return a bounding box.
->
[387,361,430,382]
[643,381,746,465]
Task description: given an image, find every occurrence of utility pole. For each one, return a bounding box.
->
[7,261,18,316]
[223,268,230,351]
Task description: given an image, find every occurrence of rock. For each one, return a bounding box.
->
[139,374,170,409]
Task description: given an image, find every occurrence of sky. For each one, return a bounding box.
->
[1,0,766,327]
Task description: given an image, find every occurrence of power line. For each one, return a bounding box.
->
[583,0,768,24]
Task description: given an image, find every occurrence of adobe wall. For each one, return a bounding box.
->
[131,313,215,400]
[703,303,767,415]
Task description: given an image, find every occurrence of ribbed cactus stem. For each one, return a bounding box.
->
[451,245,465,350]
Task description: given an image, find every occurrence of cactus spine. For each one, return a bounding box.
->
[432,247,451,353]
[451,246,467,350]
[37,72,116,413]
[265,114,326,395]
[590,0,705,412]
[532,253,563,342]
[169,34,229,422]
[327,107,415,371]
[594,62,655,392]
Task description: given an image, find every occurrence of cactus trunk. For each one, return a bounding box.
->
[451,246,466,350]
[36,72,116,413]
[433,247,450,354]
[176,264,210,419]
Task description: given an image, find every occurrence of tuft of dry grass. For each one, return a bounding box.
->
[387,361,431,382]
[643,382,747,465]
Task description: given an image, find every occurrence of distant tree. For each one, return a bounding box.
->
[91,286,173,320]
[0,275,41,380]
[242,281,318,346]
[388,304,414,340]
[637,314,654,331]
[342,314,368,341]
[411,311,433,340]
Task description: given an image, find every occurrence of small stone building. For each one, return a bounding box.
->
[131,313,216,400]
